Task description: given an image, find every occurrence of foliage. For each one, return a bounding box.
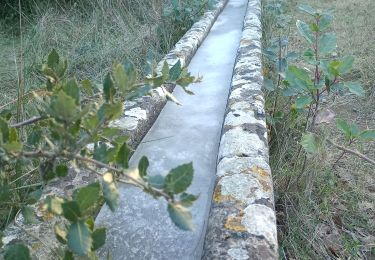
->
[262,2,375,258]
[263,3,374,164]
[0,50,199,259]
[158,0,215,52]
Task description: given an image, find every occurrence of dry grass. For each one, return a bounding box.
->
[263,0,375,259]
[0,0,209,107]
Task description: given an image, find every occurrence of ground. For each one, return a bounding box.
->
[267,0,375,259]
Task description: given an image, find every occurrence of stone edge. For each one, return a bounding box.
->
[1,1,229,258]
[203,0,278,259]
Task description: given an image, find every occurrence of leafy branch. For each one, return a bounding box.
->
[0,49,199,259]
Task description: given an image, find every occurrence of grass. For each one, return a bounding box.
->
[262,0,375,259]
[0,0,212,230]
[0,0,212,107]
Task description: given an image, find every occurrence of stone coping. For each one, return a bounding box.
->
[203,0,278,259]
[1,0,228,258]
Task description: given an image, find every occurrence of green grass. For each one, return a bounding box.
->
[262,0,375,259]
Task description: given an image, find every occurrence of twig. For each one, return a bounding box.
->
[10,166,39,184]
[327,139,375,166]
[10,116,45,128]
[20,150,173,202]
[72,153,173,202]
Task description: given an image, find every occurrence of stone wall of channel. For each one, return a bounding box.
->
[203,0,278,259]
[1,1,228,258]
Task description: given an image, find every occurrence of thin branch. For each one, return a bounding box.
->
[10,166,39,184]
[72,153,173,202]
[10,116,45,128]
[327,139,375,166]
[20,150,173,202]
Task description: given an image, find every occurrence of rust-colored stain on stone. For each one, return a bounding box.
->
[213,184,235,203]
[224,211,247,232]
[251,166,270,178]
[259,179,272,192]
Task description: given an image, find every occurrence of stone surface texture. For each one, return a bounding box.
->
[1,1,228,258]
[203,0,278,259]
[95,0,249,259]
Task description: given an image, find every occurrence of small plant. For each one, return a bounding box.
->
[263,4,374,165]
[158,0,215,52]
[0,49,199,259]
[263,2,374,258]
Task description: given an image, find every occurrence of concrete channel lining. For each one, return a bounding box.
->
[1,1,228,258]
[95,0,249,259]
[203,0,279,259]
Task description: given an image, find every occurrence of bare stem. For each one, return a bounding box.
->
[327,139,375,166]
[10,116,45,128]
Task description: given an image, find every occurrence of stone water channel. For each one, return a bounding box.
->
[96,0,277,259]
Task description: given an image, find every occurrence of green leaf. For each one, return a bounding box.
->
[47,49,60,69]
[113,63,128,94]
[0,117,9,143]
[27,189,42,204]
[167,203,194,231]
[359,130,375,141]
[63,250,74,260]
[40,161,56,181]
[338,56,354,74]
[67,220,92,256]
[21,206,36,224]
[263,78,275,91]
[169,60,182,81]
[27,128,42,147]
[0,109,12,120]
[116,142,131,169]
[336,119,351,139]
[81,79,94,96]
[350,123,360,138]
[102,173,119,212]
[301,133,320,154]
[4,244,31,260]
[148,174,165,189]
[165,163,193,194]
[138,156,149,179]
[97,103,123,122]
[319,14,333,31]
[303,48,318,65]
[295,95,313,109]
[49,91,79,123]
[161,61,169,81]
[298,4,317,16]
[103,73,116,103]
[93,142,110,164]
[63,79,80,105]
[179,193,198,207]
[318,32,336,54]
[55,164,68,177]
[92,228,106,251]
[345,82,364,96]
[62,201,82,222]
[296,20,315,44]
[285,65,314,91]
[73,182,100,212]
[123,59,137,89]
[2,141,23,153]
